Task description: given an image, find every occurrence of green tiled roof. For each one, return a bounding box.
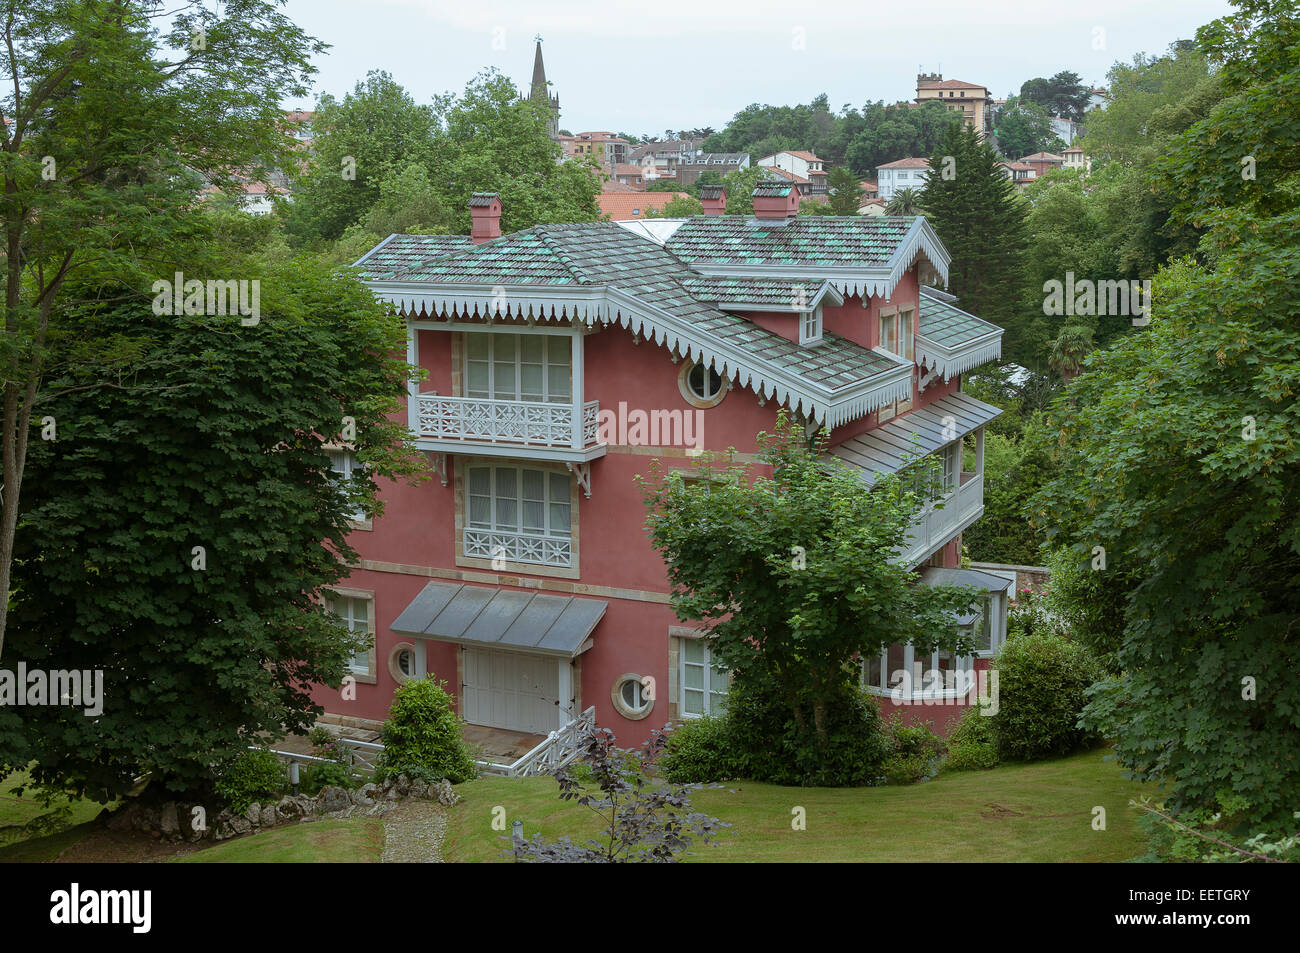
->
[919,290,1000,347]
[361,221,903,395]
[353,234,474,280]
[665,215,918,267]
[682,275,830,308]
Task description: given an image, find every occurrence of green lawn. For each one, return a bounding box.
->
[445,748,1150,862]
[0,771,111,862]
[174,818,385,863]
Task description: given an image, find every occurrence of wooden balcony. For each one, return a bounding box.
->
[412,395,605,463]
[899,472,984,568]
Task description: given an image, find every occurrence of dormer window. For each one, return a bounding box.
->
[800,307,823,345]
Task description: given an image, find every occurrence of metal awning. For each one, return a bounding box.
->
[828,392,1002,487]
[919,566,1012,624]
[390,582,607,658]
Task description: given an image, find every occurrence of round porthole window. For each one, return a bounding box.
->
[388,642,417,683]
[611,673,654,720]
[678,361,727,408]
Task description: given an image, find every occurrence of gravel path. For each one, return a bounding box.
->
[381,799,447,863]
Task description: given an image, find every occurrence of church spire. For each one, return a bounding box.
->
[531,36,548,95]
[526,36,560,139]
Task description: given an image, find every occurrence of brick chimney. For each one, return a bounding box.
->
[469,192,502,244]
[751,180,800,221]
[699,184,727,216]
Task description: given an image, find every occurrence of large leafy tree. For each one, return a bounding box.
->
[0,0,323,659]
[1019,71,1090,122]
[1032,0,1300,829]
[0,259,424,801]
[825,166,862,215]
[284,70,438,244]
[920,124,1029,342]
[639,417,978,750]
[993,96,1063,159]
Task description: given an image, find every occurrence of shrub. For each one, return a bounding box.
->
[660,715,741,783]
[300,760,359,795]
[374,679,477,784]
[509,728,729,863]
[944,706,999,771]
[724,676,889,787]
[215,748,288,814]
[307,725,335,748]
[881,714,946,784]
[990,632,1105,761]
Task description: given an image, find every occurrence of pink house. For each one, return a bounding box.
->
[320,182,1009,761]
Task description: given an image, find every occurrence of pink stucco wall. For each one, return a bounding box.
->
[314,269,983,743]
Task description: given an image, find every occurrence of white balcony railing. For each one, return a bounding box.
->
[416,395,601,450]
[464,528,573,568]
[900,472,984,567]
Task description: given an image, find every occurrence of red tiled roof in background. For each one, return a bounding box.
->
[877,157,931,169]
[596,191,689,221]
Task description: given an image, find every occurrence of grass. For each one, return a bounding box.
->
[174,818,385,863]
[0,771,111,861]
[444,748,1149,862]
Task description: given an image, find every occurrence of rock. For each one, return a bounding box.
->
[350,788,374,808]
[431,779,460,806]
[159,802,180,838]
[320,785,350,813]
[259,804,277,828]
[357,782,378,801]
[395,774,411,796]
[245,803,262,826]
[409,781,429,800]
[105,804,139,832]
[231,817,252,835]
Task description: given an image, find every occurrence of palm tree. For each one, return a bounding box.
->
[1048,325,1095,382]
[886,187,922,216]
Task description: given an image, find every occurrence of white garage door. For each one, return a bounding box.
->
[462,648,560,735]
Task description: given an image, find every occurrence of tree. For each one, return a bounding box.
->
[825,166,862,214]
[1046,325,1094,382]
[427,69,601,234]
[1019,71,1089,122]
[284,70,437,245]
[920,124,1029,335]
[721,165,767,215]
[649,195,704,217]
[0,259,424,802]
[1032,0,1300,831]
[885,187,922,216]
[993,96,1062,159]
[0,0,323,659]
[638,416,980,771]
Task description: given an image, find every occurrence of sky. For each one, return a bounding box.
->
[276,0,1234,136]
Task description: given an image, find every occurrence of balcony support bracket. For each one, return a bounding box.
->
[423,451,449,487]
[566,461,592,498]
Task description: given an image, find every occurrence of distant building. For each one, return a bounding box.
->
[758,151,829,195]
[1049,116,1081,146]
[1019,151,1065,178]
[997,160,1036,186]
[915,73,993,139]
[596,189,690,221]
[876,157,931,201]
[1062,146,1089,173]
[859,179,879,199]
[630,139,703,180]
[526,39,561,139]
[612,163,646,189]
[676,153,749,187]
[858,196,887,216]
[1087,87,1107,112]
[565,132,631,172]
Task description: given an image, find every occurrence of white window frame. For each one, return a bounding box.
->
[465,332,572,404]
[465,463,573,569]
[327,449,367,524]
[326,590,376,683]
[862,642,974,701]
[800,306,823,345]
[877,308,900,357]
[678,638,730,718]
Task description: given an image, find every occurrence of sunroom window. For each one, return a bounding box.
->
[465,465,573,568]
[465,333,571,403]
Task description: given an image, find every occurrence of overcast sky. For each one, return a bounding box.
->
[277,0,1233,135]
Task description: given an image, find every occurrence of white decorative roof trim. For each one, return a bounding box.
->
[916,331,1003,382]
[366,282,606,324]
[705,280,845,312]
[369,281,915,429]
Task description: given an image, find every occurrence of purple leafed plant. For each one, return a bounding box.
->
[506,727,731,863]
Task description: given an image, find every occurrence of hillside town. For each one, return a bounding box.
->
[0,0,1295,913]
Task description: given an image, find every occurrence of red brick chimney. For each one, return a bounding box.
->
[752,180,800,220]
[469,192,502,244]
[699,184,727,216]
